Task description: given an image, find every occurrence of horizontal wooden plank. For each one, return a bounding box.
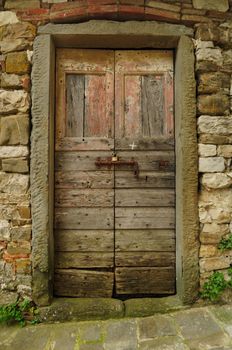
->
[116,151,175,172]
[55,208,114,229]
[54,269,113,297]
[115,189,174,207]
[115,230,175,251]
[55,171,114,189]
[55,230,114,252]
[55,151,111,171]
[115,171,175,189]
[115,267,175,295]
[55,189,114,208]
[115,207,175,229]
[55,252,114,268]
[115,252,175,267]
[115,137,174,151]
[56,137,114,151]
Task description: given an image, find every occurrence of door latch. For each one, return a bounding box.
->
[95,155,139,178]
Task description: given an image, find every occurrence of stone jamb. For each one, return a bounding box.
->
[31,20,198,307]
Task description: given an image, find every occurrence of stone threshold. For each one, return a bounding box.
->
[38,296,186,323]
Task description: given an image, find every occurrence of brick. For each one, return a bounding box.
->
[3,251,29,262]
[145,7,180,22]
[88,0,117,4]
[5,0,40,9]
[146,1,181,13]
[50,4,87,22]
[51,0,86,11]
[5,51,30,74]
[181,14,210,24]
[119,0,143,5]
[118,5,145,19]
[17,8,49,23]
[88,4,118,19]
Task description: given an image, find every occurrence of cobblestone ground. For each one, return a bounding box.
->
[1,305,232,350]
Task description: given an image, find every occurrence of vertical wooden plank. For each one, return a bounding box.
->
[85,75,107,137]
[124,75,142,137]
[66,74,85,137]
[164,71,174,137]
[142,75,164,137]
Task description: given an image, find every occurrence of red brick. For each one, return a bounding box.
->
[119,0,144,5]
[88,4,118,19]
[50,6,88,23]
[3,251,29,262]
[87,0,117,4]
[145,7,180,22]
[51,1,86,12]
[118,5,145,19]
[17,8,49,23]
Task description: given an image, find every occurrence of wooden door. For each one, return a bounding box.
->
[54,49,175,297]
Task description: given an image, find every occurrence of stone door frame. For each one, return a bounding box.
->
[31,20,199,306]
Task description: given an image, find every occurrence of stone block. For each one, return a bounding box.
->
[139,337,189,350]
[0,219,10,241]
[0,39,33,54]
[193,0,229,12]
[104,320,137,350]
[5,52,30,74]
[199,134,232,145]
[198,116,232,135]
[17,8,50,23]
[199,157,225,172]
[195,23,220,42]
[200,223,229,244]
[50,2,88,23]
[199,245,219,258]
[10,225,31,241]
[0,22,36,40]
[6,241,31,255]
[119,0,144,5]
[0,90,30,114]
[198,94,229,115]
[1,73,29,89]
[5,0,40,9]
[79,323,103,343]
[0,11,19,27]
[200,257,231,272]
[0,146,29,158]
[118,5,145,20]
[0,115,29,145]
[15,258,31,274]
[0,172,29,194]
[198,72,230,94]
[218,145,232,157]
[181,14,209,25]
[196,47,223,71]
[145,7,181,22]
[2,158,29,173]
[202,172,232,189]
[223,50,232,70]
[198,144,216,157]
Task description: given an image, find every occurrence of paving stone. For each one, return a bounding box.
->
[138,315,177,340]
[172,309,230,349]
[139,336,190,350]
[79,344,104,350]
[104,319,137,350]
[78,322,103,342]
[48,324,79,350]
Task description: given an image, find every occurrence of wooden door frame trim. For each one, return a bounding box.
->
[31,20,198,306]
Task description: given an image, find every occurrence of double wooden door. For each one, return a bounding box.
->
[54,49,175,297]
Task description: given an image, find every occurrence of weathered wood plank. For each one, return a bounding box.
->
[55,189,114,207]
[55,171,114,189]
[55,230,114,251]
[66,74,84,138]
[55,208,114,230]
[54,269,114,297]
[142,75,164,137]
[55,151,112,171]
[85,75,108,137]
[55,252,114,268]
[164,71,174,136]
[115,267,175,294]
[115,230,175,251]
[115,189,175,207]
[56,137,114,151]
[124,75,141,138]
[116,151,175,172]
[115,137,174,151]
[115,171,175,189]
[115,252,175,267]
[115,207,175,229]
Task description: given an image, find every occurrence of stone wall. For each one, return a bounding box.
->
[0,0,232,304]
